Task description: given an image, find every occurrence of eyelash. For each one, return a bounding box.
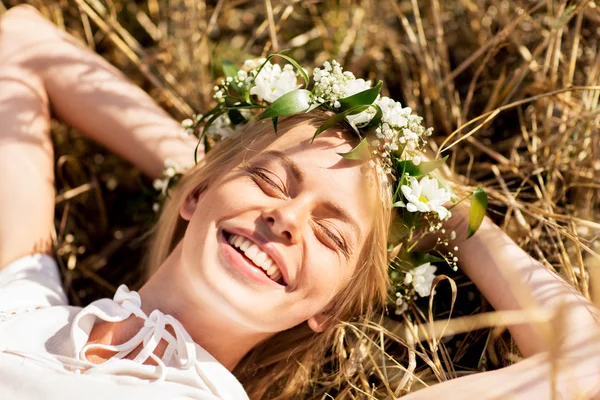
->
[245,166,287,196]
[244,166,350,258]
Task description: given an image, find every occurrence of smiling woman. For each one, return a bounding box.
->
[2,5,600,400]
[143,112,391,396]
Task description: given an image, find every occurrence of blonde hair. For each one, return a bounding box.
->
[144,111,392,399]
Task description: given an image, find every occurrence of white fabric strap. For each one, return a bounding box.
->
[73,285,197,383]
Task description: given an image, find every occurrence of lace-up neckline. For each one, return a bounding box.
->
[71,285,196,383]
[0,255,248,399]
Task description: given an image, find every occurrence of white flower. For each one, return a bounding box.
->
[205,109,252,140]
[401,176,451,219]
[404,262,437,297]
[250,62,298,103]
[346,106,377,128]
[243,59,257,69]
[153,178,167,192]
[237,70,248,81]
[340,79,377,126]
[312,61,348,103]
[340,78,371,98]
[395,297,409,314]
[165,167,176,178]
[377,96,410,127]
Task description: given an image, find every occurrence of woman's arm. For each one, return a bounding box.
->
[1,5,200,179]
[451,206,600,357]
[403,206,600,398]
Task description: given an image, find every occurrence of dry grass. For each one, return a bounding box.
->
[2,0,599,398]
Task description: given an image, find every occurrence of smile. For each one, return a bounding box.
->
[221,230,287,287]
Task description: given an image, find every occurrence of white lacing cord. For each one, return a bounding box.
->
[78,286,197,383]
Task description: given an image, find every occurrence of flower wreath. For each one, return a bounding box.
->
[153,53,488,314]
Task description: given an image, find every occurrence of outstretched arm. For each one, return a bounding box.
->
[0,5,199,268]
[403,206,600,398]
[1,5,200,179]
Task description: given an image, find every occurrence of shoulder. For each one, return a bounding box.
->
[0,305,80,357]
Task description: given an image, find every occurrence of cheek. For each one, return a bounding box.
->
[199,178,257,216]
[302,250,357,303]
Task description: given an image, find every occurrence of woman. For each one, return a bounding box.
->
[0,5,598,399]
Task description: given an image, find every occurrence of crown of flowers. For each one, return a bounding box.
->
[154,53,488,315]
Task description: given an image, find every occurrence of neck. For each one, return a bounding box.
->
[88,241,271,371]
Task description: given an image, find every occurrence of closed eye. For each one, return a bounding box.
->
[313,220,351,260]
[245,165,351,259]
[245,166,287,196]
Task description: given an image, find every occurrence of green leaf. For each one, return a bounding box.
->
[393,156,449,177]
[338,138,371,161]
[408,252,445,266]
[228,109,246,125]
[392,201,405,208]
[220,59,242,94]
[195,104,222,126]
[311,104,371,142]
[221,58,239,78]
[272,116,278,133]
[199,110,227,142]
[307,101,324,112]
[388,216,411,244]
[361,104,383,132]
[467,187,488,238]
[194,109,224,164]
[422,253,445,264]
[338,81,383,111]
[266,52,310,87]
[194,138,203,165]
[258,89,312,120]
[254,52,310,88]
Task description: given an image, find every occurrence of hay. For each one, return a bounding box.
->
[2,0,599,397]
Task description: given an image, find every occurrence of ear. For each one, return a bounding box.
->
[307,312,331,333]
[179,188,201,221]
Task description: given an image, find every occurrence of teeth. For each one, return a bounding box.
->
[245,244,259,259]
[270,269,282,281]
[239,239,251,252]
[261,259,272,271]
[234,235,244,248]
[253,251,268,267]
[266,264,278,276]
[227,233,282,282]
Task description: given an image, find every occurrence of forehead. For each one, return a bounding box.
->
[257,121,378,235]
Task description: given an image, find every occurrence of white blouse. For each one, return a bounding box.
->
[0,254,249,400]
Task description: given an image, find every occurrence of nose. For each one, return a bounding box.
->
[262,196,312,243]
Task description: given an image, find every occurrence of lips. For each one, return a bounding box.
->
[226,232,284,283]
[221,229,290,287]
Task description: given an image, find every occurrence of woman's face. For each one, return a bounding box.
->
[178,121,376,334]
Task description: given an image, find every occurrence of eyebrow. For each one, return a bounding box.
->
[259,150,362,242]
[261,150,305,182]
